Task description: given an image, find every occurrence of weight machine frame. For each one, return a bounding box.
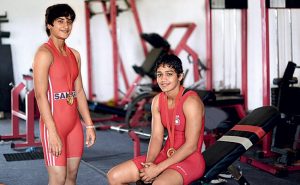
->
[240,0,300,176]
[0,75,41,149]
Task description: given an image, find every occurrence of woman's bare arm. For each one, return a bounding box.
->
[72,48,96,147]
[146,94,165,163]
[33,46,62,156]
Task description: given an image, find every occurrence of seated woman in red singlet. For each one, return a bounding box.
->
[33,4,96,185]
[107,54,205,185]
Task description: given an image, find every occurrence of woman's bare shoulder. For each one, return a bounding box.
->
[183,93,204,112]
[33,44,53,66]
[151,93,161,112]
[35,44,52,57]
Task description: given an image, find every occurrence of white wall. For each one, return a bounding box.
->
[1,0,300,111]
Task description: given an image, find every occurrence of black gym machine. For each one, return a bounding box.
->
[240,62,300,176]
[239,0,300,176]
[0,12,14,117]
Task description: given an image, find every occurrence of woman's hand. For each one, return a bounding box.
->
[85,127,96,147]
[139,162,160,183]
[48,131,62,157]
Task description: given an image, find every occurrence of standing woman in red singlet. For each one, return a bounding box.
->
[33,4,96,185]
[107,54,205,185]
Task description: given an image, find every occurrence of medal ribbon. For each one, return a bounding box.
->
[61,47,74,104]
[64,54,73,98]
[164,86,184,151]
[49,39,74,103]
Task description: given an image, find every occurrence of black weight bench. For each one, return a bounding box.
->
[191,106,280,185]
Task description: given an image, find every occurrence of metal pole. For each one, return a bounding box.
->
[241,9,248,110]
[205,0,213,90]
[261,0,270,106]
[110,0,119,103]
[84,1,93,100]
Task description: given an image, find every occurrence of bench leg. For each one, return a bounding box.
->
[227,165,250,185]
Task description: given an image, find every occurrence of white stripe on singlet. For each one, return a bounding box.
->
[45,77,56,166]
[218,135,253,150]
[43,123,49,165]
[44,89,50,166]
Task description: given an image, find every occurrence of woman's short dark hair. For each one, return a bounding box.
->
[45,4,76,36]
[155,54,183,76]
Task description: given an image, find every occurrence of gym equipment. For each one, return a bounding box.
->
[85,0,205,106]
[124,92,155,128]
[87,32,167,124]
[240,61,300,176]
[259,1,299,162]
[0,75,41,149]
[194,106,280,184]
[110,125,157,157]
[261,0,300,106]
[0,12,14,113]
[85,1,206,132]
[204,0,248,136]
[87,9,205,129]
[243,0,300,175]
[3,147,44,162]
[85,0,148,101]
[202,0,249,144]
[85,0,166,126]
[0,12,10,44]
[132,33,170,79]
[118,32,171,107]
[205,0,248,111]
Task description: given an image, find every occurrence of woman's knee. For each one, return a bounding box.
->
[107,160,140,185]
[107,168,121,184]
[48,167,67,185]
[66,158,80,181]
[48,173,67,185]
[66,168,78,181]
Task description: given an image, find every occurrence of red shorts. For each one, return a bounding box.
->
[133,149,205,185]
[40,119,84,166]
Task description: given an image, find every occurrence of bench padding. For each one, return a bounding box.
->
[201,106,280,182]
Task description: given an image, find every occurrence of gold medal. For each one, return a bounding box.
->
[67,94,74,105]
[167,148,176,158]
